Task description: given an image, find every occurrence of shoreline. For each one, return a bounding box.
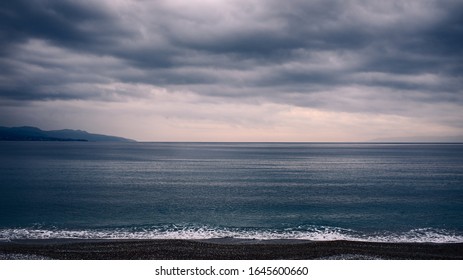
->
[1,239,462,260]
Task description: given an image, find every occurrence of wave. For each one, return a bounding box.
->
[1,225,462,243]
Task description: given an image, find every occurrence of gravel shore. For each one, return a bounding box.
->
[1,239,462,260]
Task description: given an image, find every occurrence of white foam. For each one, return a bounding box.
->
[1,226,462,243]
[364,228,463,243]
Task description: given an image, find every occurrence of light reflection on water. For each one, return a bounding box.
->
[1,142,462,241]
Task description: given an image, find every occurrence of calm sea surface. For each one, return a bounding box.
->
[1,142,462,242]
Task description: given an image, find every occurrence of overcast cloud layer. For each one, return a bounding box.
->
[1,0,462,141]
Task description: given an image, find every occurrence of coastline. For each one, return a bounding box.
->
[1,239,462,260]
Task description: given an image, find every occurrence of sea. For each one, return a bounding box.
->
[1,142,462,243]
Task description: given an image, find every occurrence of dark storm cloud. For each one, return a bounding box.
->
[0,0,112,51]
[0,0,462,113]
[418,5,463,56]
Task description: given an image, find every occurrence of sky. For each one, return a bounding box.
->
[0,0,462,142]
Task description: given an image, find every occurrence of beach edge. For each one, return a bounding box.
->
[1,239,462,260]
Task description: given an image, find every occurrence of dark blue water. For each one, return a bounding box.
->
[1,142,462,242]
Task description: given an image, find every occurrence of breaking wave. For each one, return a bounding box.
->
[1,224,462,243]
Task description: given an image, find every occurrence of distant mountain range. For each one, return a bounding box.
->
[0,126,135,142]
[369,135,463,143]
